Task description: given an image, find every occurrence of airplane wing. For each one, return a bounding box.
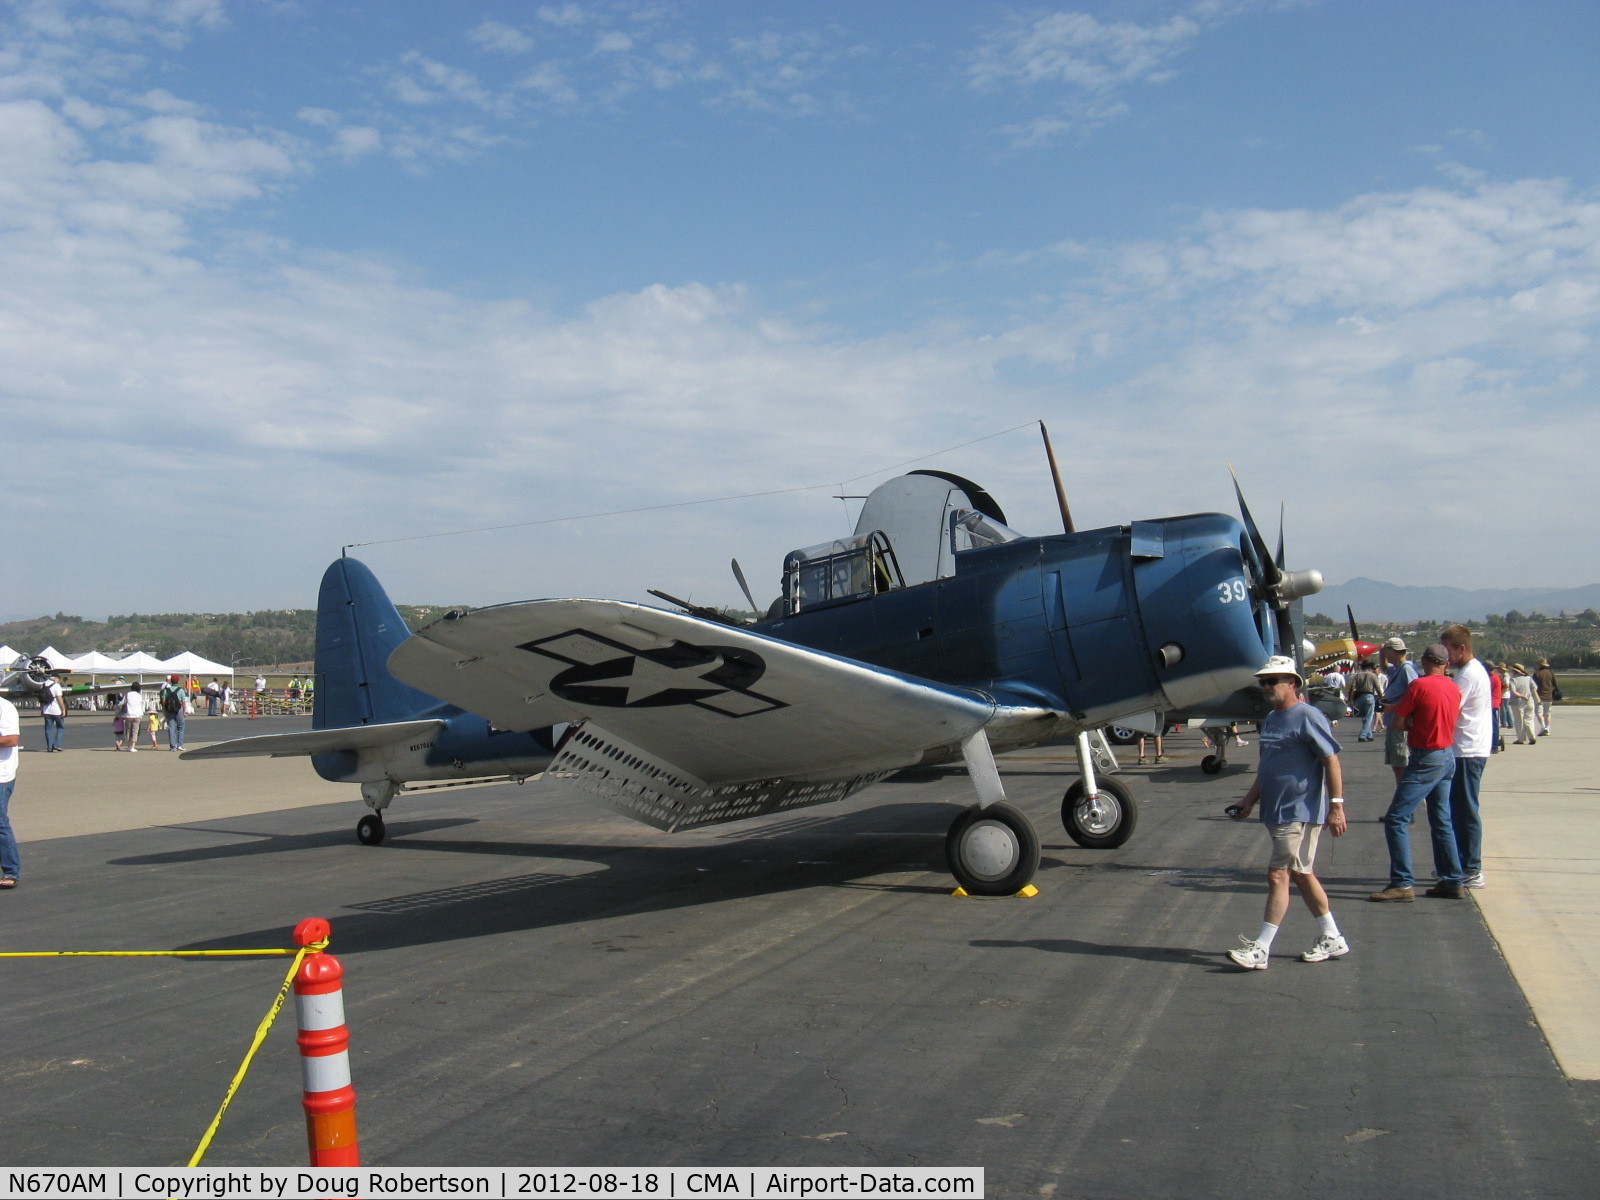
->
[180,719,445,760]
[388,600,1060,830]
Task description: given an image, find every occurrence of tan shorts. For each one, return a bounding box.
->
[1384,725,1410,767]
[1267,822,1323,873]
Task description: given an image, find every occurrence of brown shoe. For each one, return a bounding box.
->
[1424,884,1465,899]
[1368,885,1415,902]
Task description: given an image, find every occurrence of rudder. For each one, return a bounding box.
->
[314,557,442,729]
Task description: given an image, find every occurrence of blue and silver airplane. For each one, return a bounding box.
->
[185,470,1319,895]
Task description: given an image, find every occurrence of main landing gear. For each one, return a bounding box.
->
[945,730,1042,896]
[355,780,396,845]
[1061,730,1137,848]
[943,729,1140,895]
[946,802,1040,896]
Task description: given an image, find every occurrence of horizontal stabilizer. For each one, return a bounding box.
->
[180,719,445,761]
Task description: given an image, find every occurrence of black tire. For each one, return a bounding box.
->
[1105,726,1142,746]
[1201,755,1224,775]
[1061,776,1138,848]
[945,803,1040,896]
[356,814,386,846]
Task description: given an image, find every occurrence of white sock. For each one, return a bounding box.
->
[1256,922,1279,949]
[1316,912,1340,938]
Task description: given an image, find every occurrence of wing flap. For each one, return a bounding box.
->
[180,719,445,760]
[388,600,1026,784]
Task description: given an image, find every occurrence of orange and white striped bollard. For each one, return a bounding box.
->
[292,918,359,1167]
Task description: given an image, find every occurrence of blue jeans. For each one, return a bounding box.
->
[1450,756,1487,878]
[1354,694,1377,739]
[0,780,19,879]
[166,709,187,749]
[1383,748,1461,888]
[43,714,64,751]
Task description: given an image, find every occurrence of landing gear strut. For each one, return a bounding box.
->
[1201,725,1242,774]
[356,780,396,845]
[1061,731,1138,848]
[945,729,1041,895]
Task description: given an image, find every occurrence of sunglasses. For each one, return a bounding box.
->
[1258,677,1295,687]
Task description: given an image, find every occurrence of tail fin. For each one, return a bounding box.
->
[314,557,441,729]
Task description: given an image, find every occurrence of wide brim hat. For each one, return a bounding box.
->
[1254,655,1304,685]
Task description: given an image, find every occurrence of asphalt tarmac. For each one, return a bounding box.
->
[3,715,1598,1198]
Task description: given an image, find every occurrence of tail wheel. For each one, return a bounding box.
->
[1061,777,1138,848]
[946,803,1040,896]
[356,814,386,845]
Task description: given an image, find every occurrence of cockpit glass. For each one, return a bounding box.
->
[782,532,905,613]
[951,509,1024,553]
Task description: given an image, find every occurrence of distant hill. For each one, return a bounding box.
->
[1316,578,1600,624]
[0,604,460,670]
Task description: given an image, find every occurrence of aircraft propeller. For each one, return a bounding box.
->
[1229,468,1323,659]
[731,558,760,616]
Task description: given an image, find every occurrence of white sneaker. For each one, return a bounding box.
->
[1301,934,1349,963]
[1465,872,1486,889]
[1227,936,1269,970]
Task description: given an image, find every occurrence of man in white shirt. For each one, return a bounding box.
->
[40,673,67,752]
[1441,624,1492,889]
[0,694,21,886]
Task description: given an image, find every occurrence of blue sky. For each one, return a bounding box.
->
[3,0,1599,619]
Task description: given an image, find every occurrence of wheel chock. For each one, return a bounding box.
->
[950,884,1040,898]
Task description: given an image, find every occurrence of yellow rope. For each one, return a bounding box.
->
[0,948,302,958]
[188,941,324,1167]
[1,938,333,1167]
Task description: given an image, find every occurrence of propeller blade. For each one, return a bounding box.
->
[1230,465,1283,594]
[1347,605,1360,644]
[1276,504,1286,571]
[731,558,759,614]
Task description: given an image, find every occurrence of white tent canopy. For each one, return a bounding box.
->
[161,652,233,676]
[70,651,125,673]
[110,651,168,673]
[0,645,19,666]
[34,646,77,670]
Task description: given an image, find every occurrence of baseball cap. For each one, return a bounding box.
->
[1384,637,1408,652]
[1421,644,1449,665]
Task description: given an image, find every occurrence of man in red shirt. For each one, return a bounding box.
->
[1369,643,1467,901]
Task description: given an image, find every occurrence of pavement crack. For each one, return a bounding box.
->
[823,1061,851,1119]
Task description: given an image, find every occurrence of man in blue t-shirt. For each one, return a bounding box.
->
[1226,656,1349,970]
[1380,637,1419,784]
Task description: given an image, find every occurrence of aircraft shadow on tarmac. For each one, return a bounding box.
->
[138,801,1005,955]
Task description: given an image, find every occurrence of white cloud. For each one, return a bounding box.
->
[468,20,535,54]
[971,11,1200,92]
[1,3,1596,613]
[971,3,1269,144]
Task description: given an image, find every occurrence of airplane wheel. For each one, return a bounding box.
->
[946,803,1040,896]
[1105,726,1142,746]
[356,814,386,846]
[1061,777,1137,849]
[1201,755,1224,775]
